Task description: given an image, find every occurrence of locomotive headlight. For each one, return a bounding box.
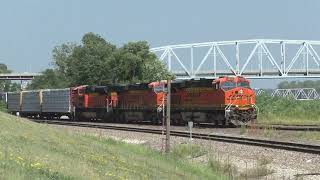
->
[239,89,243,94]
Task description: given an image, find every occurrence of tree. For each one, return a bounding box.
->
[0,64,11,73]
[278,80,320,92]
[65,32,116,85]
[52,43,76,76]
[27,69,69,90]
[29,32,172,89]
[0,63,20,92]
[111,41,172,83]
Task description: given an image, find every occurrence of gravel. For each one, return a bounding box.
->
[51,124,320,179]
[64,121,320,145]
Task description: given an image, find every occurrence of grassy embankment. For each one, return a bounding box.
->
[256,94,320,125]
[0,112,227,179]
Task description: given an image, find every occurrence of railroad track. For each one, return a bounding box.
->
[32,119,320,155]
[247,124,320,131]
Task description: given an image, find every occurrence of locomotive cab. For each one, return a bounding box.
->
[71,85,109,120]
[213,76,257,126]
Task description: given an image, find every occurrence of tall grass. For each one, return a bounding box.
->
[172,143,206,159]
[0,100,6,112]
[256,94,320,125]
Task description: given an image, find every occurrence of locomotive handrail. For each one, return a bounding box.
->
[157,94,166,113]
[225,95,238,122]
[250,96,259,115]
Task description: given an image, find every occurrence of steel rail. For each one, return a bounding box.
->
[32,120,320,155]
[247,124,320,131]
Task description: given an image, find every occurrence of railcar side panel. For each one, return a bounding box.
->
[7,92,21,112]
[21,90,41,113]
[42,88,71,113]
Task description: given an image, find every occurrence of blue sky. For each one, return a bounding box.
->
[0,0,319,87]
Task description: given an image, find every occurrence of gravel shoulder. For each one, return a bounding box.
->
[51,124,320,179]
[68,121,320,145]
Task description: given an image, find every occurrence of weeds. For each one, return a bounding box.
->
[172,143,207,159]
[206,153,275,179]
[240,156,274,179]
[257,155,273,166]
[263,127,275,137]
[240,125,247,135]
[208,158,237,176]
[240,165,274,179]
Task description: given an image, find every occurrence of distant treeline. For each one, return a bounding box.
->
[278,80,320,92]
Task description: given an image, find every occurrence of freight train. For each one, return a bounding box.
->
[6,76,258,126]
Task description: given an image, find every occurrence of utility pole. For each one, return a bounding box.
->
[165,79,171,153]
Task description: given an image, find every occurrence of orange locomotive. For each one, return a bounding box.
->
[111,83,165,124]
[167,76,257,126]
[71,85,110,120]
[111,76,257,126]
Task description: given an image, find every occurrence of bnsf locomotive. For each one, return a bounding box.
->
[6,76,257,126]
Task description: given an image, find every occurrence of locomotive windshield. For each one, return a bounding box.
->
[220,80,250,90]
[221,81,236,90]
[237,81,250,88]
[85,86,108,94]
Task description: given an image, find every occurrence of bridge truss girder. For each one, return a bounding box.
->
[151,39,320,79]
[254,88,320,100]
[271,88,319,100]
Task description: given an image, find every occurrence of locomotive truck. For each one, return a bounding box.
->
[6,76,257,126]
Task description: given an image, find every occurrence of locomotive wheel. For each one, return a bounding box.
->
[73,112,80,121]
[214,113,224,127]
[151,116,157,125]
[120,114,128,123]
